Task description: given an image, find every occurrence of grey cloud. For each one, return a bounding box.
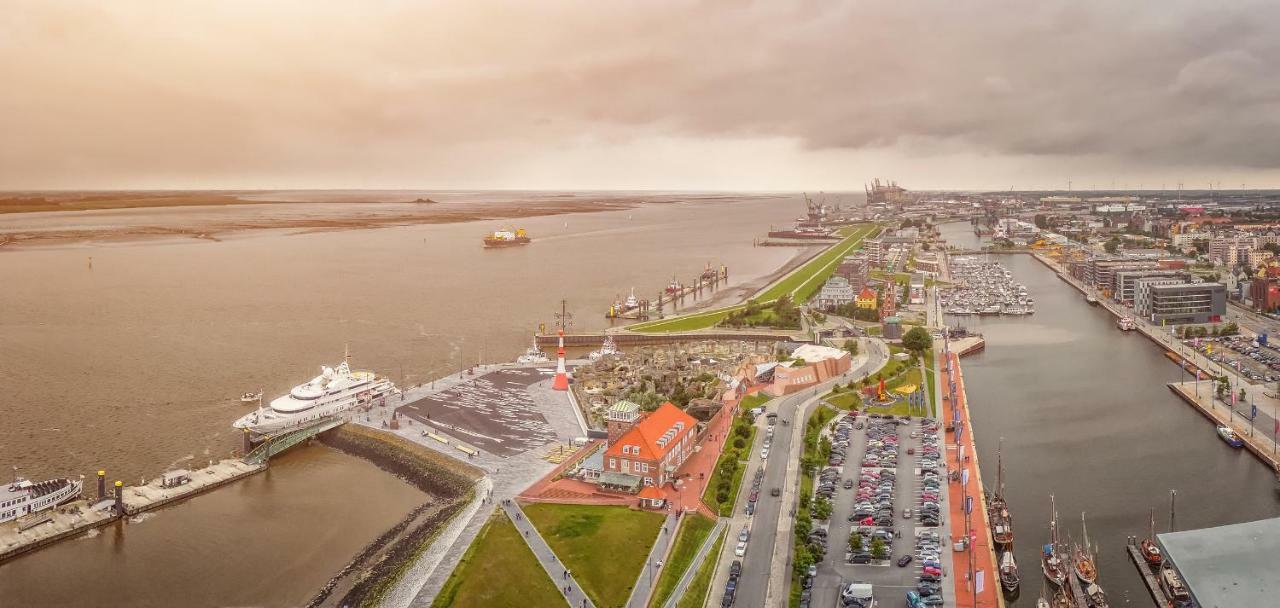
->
[2,0,1280,188]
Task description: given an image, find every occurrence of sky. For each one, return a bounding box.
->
[3,0,1280,191]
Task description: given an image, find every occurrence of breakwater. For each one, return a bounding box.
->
[309,424,482,608]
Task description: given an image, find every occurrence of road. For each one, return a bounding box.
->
[721,337,890,607]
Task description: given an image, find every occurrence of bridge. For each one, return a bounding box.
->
[243,417,346,465]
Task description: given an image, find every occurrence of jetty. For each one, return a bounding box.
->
[1124,540,1167,607]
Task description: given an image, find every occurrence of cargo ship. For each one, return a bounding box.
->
[483,228,531,247]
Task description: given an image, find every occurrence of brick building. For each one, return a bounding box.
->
[602,402,698,490]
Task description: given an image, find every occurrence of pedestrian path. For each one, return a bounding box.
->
[501,500,596,608]
[664,518,726,608]
[627,512,679,608]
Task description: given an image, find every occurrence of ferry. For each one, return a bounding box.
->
[1116,317,1137,332]
[233,355,398,435]
[1216,424,1244,448]
[483,228,531,248]
[1,476,83,524]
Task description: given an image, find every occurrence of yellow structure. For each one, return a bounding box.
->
[855,286,878,310]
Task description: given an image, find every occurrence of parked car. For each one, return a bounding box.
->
[734,540,748,557]
[898,554,914,567]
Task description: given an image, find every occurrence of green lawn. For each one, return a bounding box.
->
[524,503,666,608]
[432,511,564,608]
[740,392,772,410]
[628,224,880,333]
[648,514,716,608]
[702,418,758,516]
[676,528,726,608]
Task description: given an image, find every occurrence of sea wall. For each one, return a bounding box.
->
[307,424,483,608]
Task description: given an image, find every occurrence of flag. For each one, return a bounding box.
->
[975,570,986,593]
[1252,404,1258,420]
[965,496,973,514]
[961,467,970,486]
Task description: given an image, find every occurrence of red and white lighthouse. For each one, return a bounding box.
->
[552,329,570,391]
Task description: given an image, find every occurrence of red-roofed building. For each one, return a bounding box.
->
[603,402,698,489]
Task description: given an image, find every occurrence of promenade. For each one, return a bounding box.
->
[940,348,1003,608]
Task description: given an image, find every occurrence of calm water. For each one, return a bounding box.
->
[938,222,1280,604]
[0,194,808,605]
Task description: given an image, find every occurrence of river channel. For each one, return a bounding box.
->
[0,193,806,606]
[938,222,1280,605]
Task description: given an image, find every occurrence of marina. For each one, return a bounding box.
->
[941,256,1036,316]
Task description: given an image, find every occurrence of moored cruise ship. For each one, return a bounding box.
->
[1,476,83,524]
[233,357,398,435]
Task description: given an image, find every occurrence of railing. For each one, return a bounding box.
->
[242,417,346,465]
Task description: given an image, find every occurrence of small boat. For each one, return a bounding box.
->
[1158,564,1190,602]
[240,392,262,403]
[1139,508,1163,566]
[1085,294,1098,305]
[999,550,1022,596]
[588,336,622,362]
[1116,317,1136,331]
[1084,582,1110,608]
[516,337,550,364]
[665,276,681,295]
[1216,424,1244,448]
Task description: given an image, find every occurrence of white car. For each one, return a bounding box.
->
[760,448,770,459]
[735,540,748,557]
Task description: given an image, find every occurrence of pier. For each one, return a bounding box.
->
[0,416,350,564]
[604,265,730,320]
[1124,540,1167,607]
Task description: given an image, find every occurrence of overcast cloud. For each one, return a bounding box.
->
[3,0,1280,190]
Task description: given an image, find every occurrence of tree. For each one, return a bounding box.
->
[902,326,932,357]
[1104,237,1122,254]
[1264,243,1280,255]
[849,532,863,553]
[870,537,888,560]
[844,340,859,357]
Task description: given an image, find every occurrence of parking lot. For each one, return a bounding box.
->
[803,412,951,608]
[1184,335,1280,385]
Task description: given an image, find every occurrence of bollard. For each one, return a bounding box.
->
[242,428,252,454]
[97,470,106,500]
[114,480,124,515]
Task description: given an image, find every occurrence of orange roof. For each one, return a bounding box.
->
[637,486,665,500]
[856,286,878,300]
[605,402,697,461]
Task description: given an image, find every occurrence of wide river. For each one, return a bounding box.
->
[0,193,807,606]
[938,222,1280,605]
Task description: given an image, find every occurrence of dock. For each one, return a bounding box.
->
[1065,572,1090,608]
[605,266,730,320]
[1125,541,1167,607]
[121,459,264,516]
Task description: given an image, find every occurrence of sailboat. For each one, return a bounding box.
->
[1074,512,1098,585]
[988,438,1014,549]
[1041,495,1067,587]
[999,550,1022,597]
[1139,507,1164,567]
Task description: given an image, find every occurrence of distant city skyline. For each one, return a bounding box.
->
[4,1,1280,191]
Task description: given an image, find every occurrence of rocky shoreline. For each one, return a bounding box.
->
[307,424,482,608]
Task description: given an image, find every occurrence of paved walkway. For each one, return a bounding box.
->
[664,519,726,608]
[502,500,596,608]
[942,350,1003,608]
[627,512,680,608]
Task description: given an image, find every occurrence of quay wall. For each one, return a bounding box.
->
[1166,383,1280,469]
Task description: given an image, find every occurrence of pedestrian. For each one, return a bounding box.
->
[525,530,529,538]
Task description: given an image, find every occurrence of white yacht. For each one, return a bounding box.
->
[588,336,623,362]
[516,337,550,364]
[1,476,83,524]
[233,357,398,435]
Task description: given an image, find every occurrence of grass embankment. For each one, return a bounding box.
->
[740,393,772,410]
[628,224,879,333]
[702,413,759,516]
[648,514,716,608]
[524,503,666,608]
[676,528,726,608]
[432,511,564,608]
[789,405,837,608]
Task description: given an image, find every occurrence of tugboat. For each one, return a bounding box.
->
[482,228,531,248]
[1042,495,1068,587]
[999,550,1022,598]
[1139,508,1164,567]
[1216,424,1244,448]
